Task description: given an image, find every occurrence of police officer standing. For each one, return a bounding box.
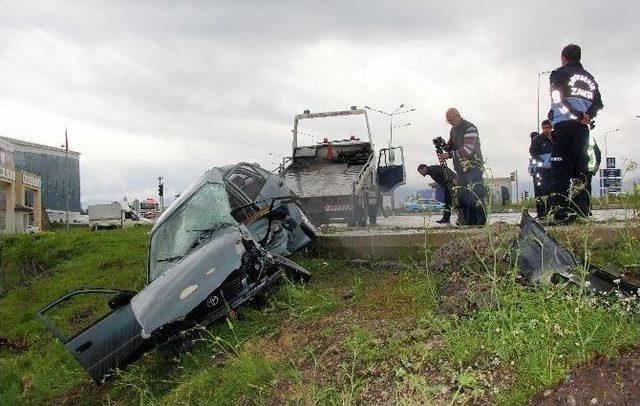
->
[438,108,487,225]
[548,44,603,222]
[529,120,553,219]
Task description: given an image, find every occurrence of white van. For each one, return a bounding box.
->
[88,203,153,230]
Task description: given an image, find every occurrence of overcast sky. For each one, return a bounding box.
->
[1,1,639,205]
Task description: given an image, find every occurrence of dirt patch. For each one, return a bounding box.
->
[0,336,29,354]
[532,348,640,405]
[99,257,124,271]
[429,222,518,276]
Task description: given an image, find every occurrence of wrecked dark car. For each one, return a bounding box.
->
[36,163,316,384]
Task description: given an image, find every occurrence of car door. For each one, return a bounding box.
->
[377,146,406,192]
[36,289,147,384]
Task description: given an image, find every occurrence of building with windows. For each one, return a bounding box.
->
[0,138,43,234]
[0,136,81,214]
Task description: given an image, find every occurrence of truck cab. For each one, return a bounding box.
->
[280,106,406,226]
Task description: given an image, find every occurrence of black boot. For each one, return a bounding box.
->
[436,210,451,224]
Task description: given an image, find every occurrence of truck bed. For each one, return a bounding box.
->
[282,161,366,198]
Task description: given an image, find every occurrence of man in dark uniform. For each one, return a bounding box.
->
[417,164,456,223]
[576,133,602,216]
[438,108,487,225]
[548,44,603,222]
[529,120,553,219]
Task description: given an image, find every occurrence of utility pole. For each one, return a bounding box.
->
[63,127,70,231]
[364,104,415,211]
[537,71,551,133]
[157,177,165,212]
[515,170,519,204]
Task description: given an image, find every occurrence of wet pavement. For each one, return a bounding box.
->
[328,208,635,236]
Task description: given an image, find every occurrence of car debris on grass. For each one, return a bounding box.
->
[512,211,640,296]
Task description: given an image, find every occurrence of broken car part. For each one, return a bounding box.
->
[512,211,640,296]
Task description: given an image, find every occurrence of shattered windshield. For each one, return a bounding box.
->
[149,183,238,281]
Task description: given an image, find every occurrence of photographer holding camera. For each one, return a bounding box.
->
[434,108,487,226]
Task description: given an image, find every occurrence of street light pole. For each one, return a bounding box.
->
[365,104,416,149]
[602,128,620,172]
[537,71,551,133]
[364,104,415,211]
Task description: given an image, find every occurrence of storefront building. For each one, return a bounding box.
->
[0,138,42,234]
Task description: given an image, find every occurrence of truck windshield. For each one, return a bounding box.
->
[149,183,238,281]
[297,114,369,145]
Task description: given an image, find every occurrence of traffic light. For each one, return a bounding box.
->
[524,191,529,200]
[158,184,164,197]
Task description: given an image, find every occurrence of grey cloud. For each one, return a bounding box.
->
[1,1,639,204]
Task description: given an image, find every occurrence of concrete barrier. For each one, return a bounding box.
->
[311,222,640,259]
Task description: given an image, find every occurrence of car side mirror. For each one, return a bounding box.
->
[108,290,137,310]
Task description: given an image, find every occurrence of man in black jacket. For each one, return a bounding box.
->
[417,164,456,223]
[529,120,553,219]
[547,44,604,222]
[437,108,487,225]
[575,134,602,216]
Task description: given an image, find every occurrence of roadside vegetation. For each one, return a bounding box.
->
[1,215,639,405]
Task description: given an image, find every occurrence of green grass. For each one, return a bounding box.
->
[0,227,150,405]
[1,225,639,405]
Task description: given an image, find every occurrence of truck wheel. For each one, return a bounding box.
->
[357,197,367,227]
[367,204,377,225]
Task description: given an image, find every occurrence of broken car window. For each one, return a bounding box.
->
[149,182,237,281]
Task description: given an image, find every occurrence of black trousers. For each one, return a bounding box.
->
[533,168,552,218]
[427,165,486,225]
[549,121,590,220]
[425,165,453,218]
[457,168,487,225]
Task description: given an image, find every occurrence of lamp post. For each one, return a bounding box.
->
[602,128,620,171]
[364,104,416,149]
[365,105,415,211]
[537,71,552,133]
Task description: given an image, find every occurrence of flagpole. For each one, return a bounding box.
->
[65,127,69,231]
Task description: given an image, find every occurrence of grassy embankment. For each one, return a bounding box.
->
[1,218,639,405]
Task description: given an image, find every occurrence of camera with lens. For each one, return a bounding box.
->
[432,136,452,154]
